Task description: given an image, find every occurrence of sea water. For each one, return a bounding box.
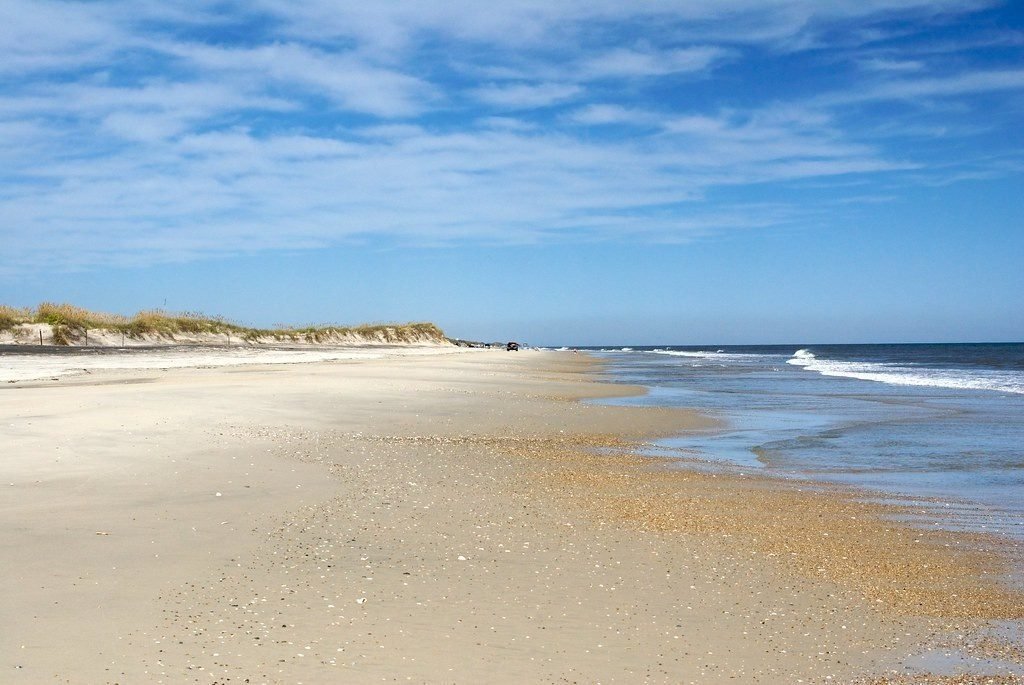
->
[585,343,1024,541]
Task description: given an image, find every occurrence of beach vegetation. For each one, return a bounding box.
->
[35,302,129,329]
[0,303,448,345]
[51,324,71,346]
[0,305,31,332]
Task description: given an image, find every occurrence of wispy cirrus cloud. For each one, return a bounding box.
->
[0,0,120,73]
[0,0,1021,274]
[820,67,1024,105]
[472,82,583,109]
[0,100,916,271]
[160,41,436,118]
[858,57,926,73]
[576,46,732,79]
[566,104,658,126]
[248,0,1003,51]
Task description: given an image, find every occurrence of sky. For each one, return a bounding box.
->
[1,0,1022,345]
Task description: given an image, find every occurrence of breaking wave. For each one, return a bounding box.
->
[787,349,1024,395]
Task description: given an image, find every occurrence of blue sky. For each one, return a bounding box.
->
[1,0,1022,345]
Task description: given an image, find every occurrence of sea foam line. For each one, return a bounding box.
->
[787,349,1024,395]
[648,349,777,363]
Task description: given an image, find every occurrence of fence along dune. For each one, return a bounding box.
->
[0,302,448,346]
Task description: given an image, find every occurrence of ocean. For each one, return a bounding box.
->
[580,343,1024,541]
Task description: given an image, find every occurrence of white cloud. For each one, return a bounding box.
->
[578,46,730,79]
[250,0,997,51]
[0,80,296,147]
[568,104,657,126]
[818,68,1024,107]
[0,0,1019,274]
[662,114,729,135]
[164,42,435,118]
[858,57,926,73]
[472,83,583,109]
[101,111,189,142]
[0,96,916,271]
[0,0,120,73]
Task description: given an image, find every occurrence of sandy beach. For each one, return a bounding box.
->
[2,350,1022,684]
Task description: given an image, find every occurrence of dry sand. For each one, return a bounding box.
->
[1,350,1021,684]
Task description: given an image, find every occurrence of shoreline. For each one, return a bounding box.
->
[579,354,1024,616]
[586,347,1024,549]
[2,350,1021,682]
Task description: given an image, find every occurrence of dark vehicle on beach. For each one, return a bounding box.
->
[506,342,520,351]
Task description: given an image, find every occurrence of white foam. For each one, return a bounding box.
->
[648,349,774,363]
[787,350,1024,395]
[649,350,718,358]
[788,348,816,365]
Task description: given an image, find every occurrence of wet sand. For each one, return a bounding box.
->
[1,351,1021,683]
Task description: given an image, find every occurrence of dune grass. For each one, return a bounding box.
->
[0,303,447,345]
[0,305,31,332]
